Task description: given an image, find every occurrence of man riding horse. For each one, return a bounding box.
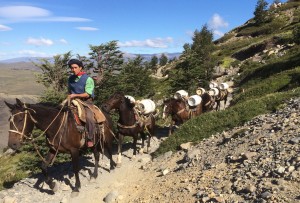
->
[67,59,97,147]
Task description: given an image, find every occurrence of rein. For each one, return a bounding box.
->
[9,110,32,140]
[9,102,68,166]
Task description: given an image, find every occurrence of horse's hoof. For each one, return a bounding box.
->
[116,162,122,168]
[131,155,136,160]
[90,177,96,183]
[50,182,58,193]
[71,191,79,198]
[139,149,144,154]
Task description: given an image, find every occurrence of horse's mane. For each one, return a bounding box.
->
[30,102,65,113]
[112,91,135,109]
[201,92,211,101]
[124,96,135,109]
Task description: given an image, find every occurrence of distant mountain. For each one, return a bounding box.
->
[0,61,41,71]
[0,52,181,64]
[0,57,51,64]
[125,52,181,61]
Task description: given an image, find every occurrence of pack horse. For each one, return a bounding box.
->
[102,92,156,167]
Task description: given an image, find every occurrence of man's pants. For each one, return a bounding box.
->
[85,103,96,140]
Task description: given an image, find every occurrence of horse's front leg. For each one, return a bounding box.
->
[92,146,99,179]
[216,101,220,111]
[105,139,116,171]
[169,120,175,136]
[139,132,145,154]
[132,135,138,160]
[145,134,151,154]
[147,126,154,153]
[116,133,123,167]
[70,149,80,195]
[41,150,58,192]
[224,96,228,109]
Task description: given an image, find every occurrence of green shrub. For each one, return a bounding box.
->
[237,19,286,37]
[292,24,300,44]
[232,68,300,104]
[0,153,29,190]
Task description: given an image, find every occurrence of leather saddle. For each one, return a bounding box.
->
[70,99,106,125]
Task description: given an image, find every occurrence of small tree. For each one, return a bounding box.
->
[88,40,124,85]
[34,52,72,103]
[168,24,216,93]
[149,55,158,71]
[159,53,168,66]
[254,0,269,25]
[118,55,154,97]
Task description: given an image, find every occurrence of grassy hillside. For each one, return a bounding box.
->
[153,1,300,156]
[0,68,44,95]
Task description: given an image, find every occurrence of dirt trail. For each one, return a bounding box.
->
[0,128,169,203]
[70,136,164,203]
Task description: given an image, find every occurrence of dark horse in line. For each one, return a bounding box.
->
[102,92,155,167]
[162,97,203,136]
[200,92,216,113]
[214,88,229,111]
[5,98,116,196]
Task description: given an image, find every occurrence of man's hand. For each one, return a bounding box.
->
[68,94,76,99]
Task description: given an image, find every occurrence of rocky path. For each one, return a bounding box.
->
[1,97,299,203]
[0,132,166,203]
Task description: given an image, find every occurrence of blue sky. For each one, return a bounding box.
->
[0,0,285,60]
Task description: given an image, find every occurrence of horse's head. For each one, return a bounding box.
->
[5,98,35,150]
[162,98,183,119]
[102,92,126,112]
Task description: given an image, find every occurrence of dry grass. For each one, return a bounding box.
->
[0,68,44,95]
[0,68,43,152]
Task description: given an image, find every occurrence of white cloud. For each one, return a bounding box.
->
[33,17,90,22]
[0,6,50,19]
[58,39,68,44]
[18,50,50,57]
[213,30,224,38]
[186,30,194,37]
[0,24,12,31]
[208,14,229,29]
[118,37,174,48]
[75,27,99,31]
[0,41,11,46]
[0,5,91,23]
[26,37,53,46]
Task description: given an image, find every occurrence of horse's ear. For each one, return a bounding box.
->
[16,98,24,107]
[4,101,15,110]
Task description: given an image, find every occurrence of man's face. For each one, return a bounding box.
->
[70,64,82,75]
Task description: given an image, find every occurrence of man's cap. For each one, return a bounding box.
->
[67,59,84,68]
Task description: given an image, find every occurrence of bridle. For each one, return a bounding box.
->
[8,107,37,140]
[8,102,68,166]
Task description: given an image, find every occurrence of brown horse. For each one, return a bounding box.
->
[162,97,203,136]
[5,98,116,196]
[214,88,229,111]
[200,92,216,113]
[102,92,155,167]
